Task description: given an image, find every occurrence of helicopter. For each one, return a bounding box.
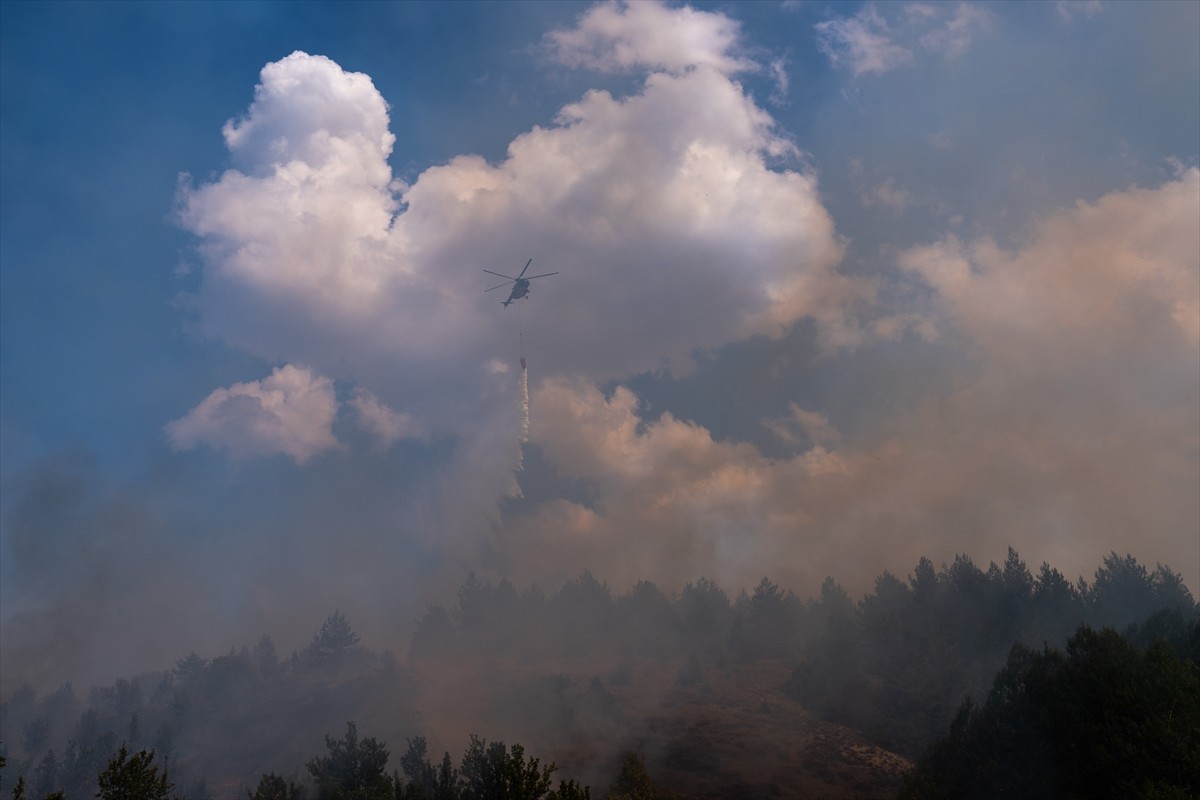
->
[483,258,558,307]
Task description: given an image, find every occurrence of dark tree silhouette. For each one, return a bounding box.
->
[95,745,175,800]
[32,748,57,799]
[172,652,208,686]
[453,573,489,631]
[898,622,1200,799]
[459,736,563,800]
[248,772,307,800]
[729,576,801,659]
[608,753,659,800]
[410,606,455,659]
[396,736,459,800]
[306,722,391,800]
[677,577,732,654]
[307,612,362,668]
[254,635,280,680]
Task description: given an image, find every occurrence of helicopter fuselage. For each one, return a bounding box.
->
[503,279,531,306]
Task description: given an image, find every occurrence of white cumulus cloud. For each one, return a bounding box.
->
[543,0,754,75]
[166,364,339,463]
[177,11,853,448]
[178,51,401,350]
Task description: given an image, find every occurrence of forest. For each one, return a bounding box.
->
[1,549,1196,799]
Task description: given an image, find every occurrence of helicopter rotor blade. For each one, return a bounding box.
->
[523,272,559,280]
[484,281,514,293]
[483,269,517,280]
[516,258,534,279]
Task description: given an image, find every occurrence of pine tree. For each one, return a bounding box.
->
[95,745,175,800]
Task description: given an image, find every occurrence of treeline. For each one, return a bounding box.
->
[0,614,417,798]
[2,744,173,800]
[411,549,1195,755]
[899,617,1200,798]
[288,725,677,800]
[1,549,1195,796]
[255,722,595,800]
[784,550,1195,754]
[0,721,678,800]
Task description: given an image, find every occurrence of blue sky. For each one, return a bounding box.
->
[2,0,1197,692]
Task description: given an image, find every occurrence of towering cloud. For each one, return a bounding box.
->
[173,3,851,468]
[177,52,402,364]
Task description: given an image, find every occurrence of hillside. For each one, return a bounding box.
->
[1,549,1194,798]
[412,656,909,800]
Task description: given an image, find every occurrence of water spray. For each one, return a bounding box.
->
[520,358,530,446]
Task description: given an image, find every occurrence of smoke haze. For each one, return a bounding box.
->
[1,0,1197,723]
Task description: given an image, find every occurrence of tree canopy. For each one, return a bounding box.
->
[95,745,176,800]
[898,621,1200,799]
